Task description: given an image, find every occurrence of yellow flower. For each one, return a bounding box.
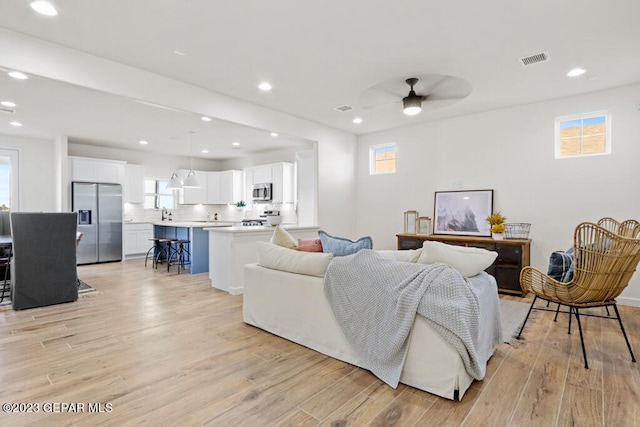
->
[486,212,506,226]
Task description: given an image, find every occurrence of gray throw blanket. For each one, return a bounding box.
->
[324,249,499,388]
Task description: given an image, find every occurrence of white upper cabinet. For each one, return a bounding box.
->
[180,170,206,204]
[271,162,294,204]
[69,156,125,184]
[124,164,145,204]
[220,170,243,204]
[244,162,294,204]
[179,170,242,205]
[206,172,221,204]
[252,166,272,184]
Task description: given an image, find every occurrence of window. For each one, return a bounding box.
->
[555,111,611,158]
[144,179,175,209]
[0,149,19,211]
[370,143,397,174]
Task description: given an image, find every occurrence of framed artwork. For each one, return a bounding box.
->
[433,190,493,236]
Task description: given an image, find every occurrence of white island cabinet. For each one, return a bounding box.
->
[205,225,320,295]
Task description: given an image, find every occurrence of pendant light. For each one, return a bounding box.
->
[166,137,183,189]
[182,131,200,188]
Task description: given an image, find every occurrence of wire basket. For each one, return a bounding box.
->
[504,223,531,239]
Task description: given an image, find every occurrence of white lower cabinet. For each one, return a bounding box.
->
[124,223,154,258]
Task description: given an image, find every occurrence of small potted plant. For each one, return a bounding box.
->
[235,200,246,211]
[486,212,507,240]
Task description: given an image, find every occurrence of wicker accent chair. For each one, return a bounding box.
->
[597,217,640,238]
[517,222,640,368]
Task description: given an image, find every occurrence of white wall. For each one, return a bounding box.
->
[0,134,60,212]
[357,83,640,306]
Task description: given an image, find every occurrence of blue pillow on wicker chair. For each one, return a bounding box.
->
[547,247,574,282]
[318,230,373,256]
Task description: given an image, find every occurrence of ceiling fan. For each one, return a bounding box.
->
[402,78,423,115]
[358,74,472,116]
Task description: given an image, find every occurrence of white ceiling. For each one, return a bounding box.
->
[0,0,639,159]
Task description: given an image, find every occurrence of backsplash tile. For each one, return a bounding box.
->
[124,203,297,225]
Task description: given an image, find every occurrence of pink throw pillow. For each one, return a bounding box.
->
[298,238,323,252]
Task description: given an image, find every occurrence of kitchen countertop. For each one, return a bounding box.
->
[204,224,319,234]
[152,221,236,228]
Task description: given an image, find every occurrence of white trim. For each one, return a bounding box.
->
[369,142,397,175]
[617,296,640,308]
[0,148,20,211]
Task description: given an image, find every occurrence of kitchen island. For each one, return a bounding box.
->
[153,221,233,274]
[205,225,320,294]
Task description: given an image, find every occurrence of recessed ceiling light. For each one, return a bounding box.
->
[201,116,212,122]
[352,117,363,124]
[173,50,186,56]
[9,121,22,127]
[8,71,28,80]
[567,68,586,77]
[1,101,16,107]
[231,142,241,149]
[270,132,278,137]
[201,149,209,153]
[30,1,58,16]
[258,82,272,91]
[139,140,148,145]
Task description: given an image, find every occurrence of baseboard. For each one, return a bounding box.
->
[617,296,640,307]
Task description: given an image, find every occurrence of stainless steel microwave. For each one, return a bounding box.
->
[252,183,272,201]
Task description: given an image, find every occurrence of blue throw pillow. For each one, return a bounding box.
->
[318,230,373,257]
[547,247,574,282]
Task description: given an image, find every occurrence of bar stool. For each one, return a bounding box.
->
[167,239,191,274]
[144,237,170,269]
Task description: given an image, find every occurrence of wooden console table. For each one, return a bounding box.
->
[397,233,531,296]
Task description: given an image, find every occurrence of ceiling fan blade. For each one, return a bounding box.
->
[424,94,468,102]
[417,76,450,95]
[358,86,402,110]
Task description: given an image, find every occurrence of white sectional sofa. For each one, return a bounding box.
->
[242,241,502,400]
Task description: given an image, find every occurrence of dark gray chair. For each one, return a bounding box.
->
[0,211,10,236]
[10,212,79,310]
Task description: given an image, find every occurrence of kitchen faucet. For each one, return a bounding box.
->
[161,207,168,221]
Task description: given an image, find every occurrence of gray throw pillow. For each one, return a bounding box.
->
[547,247,574,282]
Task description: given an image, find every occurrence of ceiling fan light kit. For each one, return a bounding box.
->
[403,78,423,115]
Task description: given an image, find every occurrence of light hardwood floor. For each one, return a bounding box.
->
[0,259,638,426]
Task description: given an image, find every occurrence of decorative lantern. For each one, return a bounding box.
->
[416,217,432,235]
[404,210,418,234]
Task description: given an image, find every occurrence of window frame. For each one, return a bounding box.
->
[369,143,397,175]
[554,111,611,159]
[144,179,175,210]
[0,149,19,211]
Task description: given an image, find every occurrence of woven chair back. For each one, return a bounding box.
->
[596,217,640,238]
[597,217,620,234]
[568,222,640,304]
[619,219,640,238]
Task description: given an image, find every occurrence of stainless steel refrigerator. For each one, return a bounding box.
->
[72,182,123,264]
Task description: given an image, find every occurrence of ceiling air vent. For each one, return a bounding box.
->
[334,105,354,113]
[519,51,550,67]
[0,106,15,114]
